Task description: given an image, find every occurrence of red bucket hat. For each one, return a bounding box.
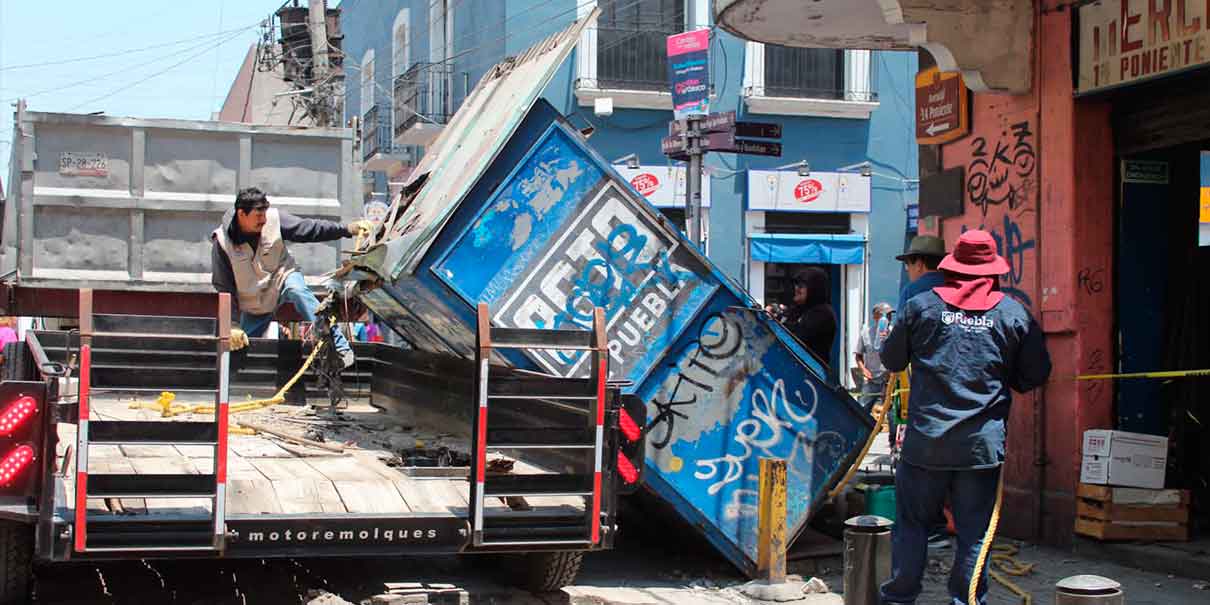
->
[938,230,1010,276]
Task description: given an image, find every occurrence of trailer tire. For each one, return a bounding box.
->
[0,522,32,604]
[515,551,583,593]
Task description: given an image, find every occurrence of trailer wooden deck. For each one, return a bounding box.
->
[59,392,585,519]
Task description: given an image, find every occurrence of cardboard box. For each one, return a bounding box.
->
[1080,430,1168,489]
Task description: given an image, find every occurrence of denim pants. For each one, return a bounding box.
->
[240,271,351,355]
[860,375,888,412]
[881,462,1001,605]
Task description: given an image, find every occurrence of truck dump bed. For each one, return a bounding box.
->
[344,12,874,575]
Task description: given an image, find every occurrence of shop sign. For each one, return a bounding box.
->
[915,67,969,145]
[747,170,871,213]
[615,165,712,209]
[1078,0,1210,94]
[1122,160,1169,184]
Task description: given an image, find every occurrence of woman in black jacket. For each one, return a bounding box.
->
[784,267,837,365]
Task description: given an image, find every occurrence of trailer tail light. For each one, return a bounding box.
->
[618,407,641,443]
[0,396,38,437]
[0,382,48,498]
[0,445,33,486]
[614,395,646,494]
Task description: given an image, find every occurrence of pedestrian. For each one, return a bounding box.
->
[784,267,837,364]
[0,317,18,368]
[856,302,893,412]
[211,187,372,368]
[891,235,950,544]
[879,230,1051,605]
[896,235,947,308]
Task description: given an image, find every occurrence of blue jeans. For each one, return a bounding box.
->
[881,462,1000,605]
[240,271,351,355]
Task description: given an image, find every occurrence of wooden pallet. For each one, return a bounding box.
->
[1074,483,1190,542]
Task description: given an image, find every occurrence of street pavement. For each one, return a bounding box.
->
[28,433,1210,604]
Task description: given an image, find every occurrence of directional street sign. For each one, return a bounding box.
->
[662,131,736,158]
[723,140,782,157]
[669,111,737,136]
[915,67,969,145]
[734,121,782,139]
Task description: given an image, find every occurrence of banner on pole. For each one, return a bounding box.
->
[667,28,710,120]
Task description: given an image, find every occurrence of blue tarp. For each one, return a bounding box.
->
[749,233,866,265]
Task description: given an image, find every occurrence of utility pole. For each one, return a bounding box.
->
[684,116,704,247]
[307,0,332,125]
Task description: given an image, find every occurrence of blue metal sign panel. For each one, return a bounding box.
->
[638,303,867,567]
[434,126,718,385]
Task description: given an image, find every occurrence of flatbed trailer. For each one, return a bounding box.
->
[0,292,643,603]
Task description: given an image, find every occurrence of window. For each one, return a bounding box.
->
[392,9,410,80]
[744,44,878,118]
[596,0,684,91]
[575,0,702,110]
[360,50,376,117]
[764,47,844,100]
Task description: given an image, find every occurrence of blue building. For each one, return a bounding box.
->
[341,0,918,385]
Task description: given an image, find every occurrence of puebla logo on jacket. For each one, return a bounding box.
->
[941,310,993,333]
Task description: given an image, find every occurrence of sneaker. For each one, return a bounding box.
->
[927,532,952,549]
[339,348,355,369]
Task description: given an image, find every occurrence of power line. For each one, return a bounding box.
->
[4,24,259,104]
[0,23,261,72]
[67,29,250,113]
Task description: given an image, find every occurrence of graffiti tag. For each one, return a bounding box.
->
[648,312,743,450]
[963,214,1036,308]
[694,378,819,497]
[967,121,1037,217]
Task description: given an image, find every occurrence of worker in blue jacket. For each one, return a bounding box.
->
[879,230,1051,605]
[896,235,947,308]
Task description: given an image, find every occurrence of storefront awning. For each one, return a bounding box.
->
[749,233,865,265]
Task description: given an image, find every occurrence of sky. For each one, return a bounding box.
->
[0,0,287,188]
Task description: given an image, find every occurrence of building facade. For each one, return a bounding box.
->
[340,0,919,384]
[716,0,1210,546]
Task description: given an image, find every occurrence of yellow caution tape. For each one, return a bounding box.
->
[1076,368,1210,381]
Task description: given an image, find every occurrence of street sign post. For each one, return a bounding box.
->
[664,112,783,247]
[915,67,969,145]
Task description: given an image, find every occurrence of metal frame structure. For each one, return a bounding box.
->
[470,302,610,548]
[72,289,232,554]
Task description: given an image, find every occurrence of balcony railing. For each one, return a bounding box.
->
[393,63,456,138]
[595,26,678,91]
[361,105,395,161]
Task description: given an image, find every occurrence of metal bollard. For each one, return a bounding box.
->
[1055,575,1124,604]
[843,515,892,605]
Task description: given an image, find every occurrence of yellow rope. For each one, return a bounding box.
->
[969,468,1006,605]
[827,391,889,500]
[128,340,326,418]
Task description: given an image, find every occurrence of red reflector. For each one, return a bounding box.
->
[617,451,639,484]
[0,396,37,437]
[618,408,641,443]
[0,445,34,486]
